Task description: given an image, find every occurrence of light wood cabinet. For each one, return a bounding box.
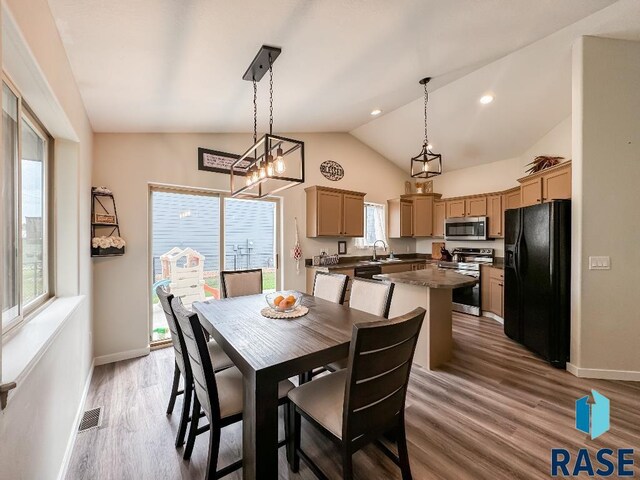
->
[487,194,502,238]
[446,199,465,218]
[342,193,365,237]
[502,187,521,211]
[520,177,542,207]
[306,186,365,237]
[481,265,504,319]
[433,201,446,237]
[542,165,571,202]
[388,199,413,238]
[518,161,572,207]
[466,197,487,217]
[411,195,434,237]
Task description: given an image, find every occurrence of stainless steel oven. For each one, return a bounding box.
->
[445,217,487,241]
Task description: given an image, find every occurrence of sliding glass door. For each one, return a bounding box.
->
[150,188,279,344]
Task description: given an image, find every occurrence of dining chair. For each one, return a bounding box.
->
[156,286,234,448]
[287,307,426,480]
[171,296,295,479]
[326,277,395,372]
[220,268,263,298]
[312,271,349,304]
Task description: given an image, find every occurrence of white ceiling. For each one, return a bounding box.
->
[352,0,640,171]
[48,0,617,136]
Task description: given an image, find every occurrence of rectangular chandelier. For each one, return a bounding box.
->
[230,133,305,198]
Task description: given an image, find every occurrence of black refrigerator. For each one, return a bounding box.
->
[504,200,571,368]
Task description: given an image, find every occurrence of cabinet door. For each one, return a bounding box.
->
[316,190,343,236]
[542,166,571,202]
[520,177,542,207]
[447,199,465,218]
[432,201,446,237]
[489,277,504,317]
[342,194,364,237]
[480,266,491,311]
[412,196,433,237]
[487,195,502,237]
[400,202,413,237]
[503,189,521,210]
[466,197,487,217]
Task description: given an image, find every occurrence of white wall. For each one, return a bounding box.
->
[0,0,94,477]
[92,132,413,360]
[570,36,640,378]
[415,116,572,256]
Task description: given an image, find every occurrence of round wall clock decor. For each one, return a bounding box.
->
[319,160,344,181]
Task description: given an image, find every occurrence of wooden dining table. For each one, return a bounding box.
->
[192,292,385,480]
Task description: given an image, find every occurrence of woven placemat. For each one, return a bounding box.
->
[261,305,309,319]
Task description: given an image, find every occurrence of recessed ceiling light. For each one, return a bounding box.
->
[370,109,382,116]
[480,95,494,105]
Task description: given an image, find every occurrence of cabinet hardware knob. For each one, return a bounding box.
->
[498,283,503,286]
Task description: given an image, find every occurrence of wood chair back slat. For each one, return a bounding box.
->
[156,286,187,375]
[343,307,425,443]
[171,297,221,422]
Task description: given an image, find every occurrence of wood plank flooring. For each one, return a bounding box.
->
[67,313,640,479]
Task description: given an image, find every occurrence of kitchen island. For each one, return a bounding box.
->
[374,265,477,370]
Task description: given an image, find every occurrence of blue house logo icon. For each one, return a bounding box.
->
[576,390,610,439]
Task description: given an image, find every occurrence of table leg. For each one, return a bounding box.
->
[243,372,279,479]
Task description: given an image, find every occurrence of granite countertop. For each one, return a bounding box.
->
[373,265,478,289]
[306,256,433,270]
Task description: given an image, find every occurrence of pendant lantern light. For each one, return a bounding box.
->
[410,77,442,178]
[230,45,305,198]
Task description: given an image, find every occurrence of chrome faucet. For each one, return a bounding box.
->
[372,240,388,261]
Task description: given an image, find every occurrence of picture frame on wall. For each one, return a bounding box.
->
[197,148,252,175]
[338,240,347,255]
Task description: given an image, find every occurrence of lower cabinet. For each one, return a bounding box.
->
[481,265,504,319]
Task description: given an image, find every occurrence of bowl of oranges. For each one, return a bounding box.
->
[265,291,302,313]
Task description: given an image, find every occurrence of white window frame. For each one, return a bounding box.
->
[357,202,387,248]
[2,75,54,337]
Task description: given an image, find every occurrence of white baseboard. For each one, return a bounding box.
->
[567,363,640,381]
[482,311,504,324]
[57,360,94,480]
[94,346,150,366]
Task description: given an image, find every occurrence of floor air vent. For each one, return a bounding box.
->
[78,406,103,432]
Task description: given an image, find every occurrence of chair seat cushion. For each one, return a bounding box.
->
[216,366,295,419]
[288,369,347,439]
[326,357,348,372]
[207,340,234,372]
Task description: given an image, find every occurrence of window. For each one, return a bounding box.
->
[356,203,387,247]
[2,79,52,333]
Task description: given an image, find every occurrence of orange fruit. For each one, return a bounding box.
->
[286,295,296,304]
[278,299,289,310]
[273,295,284,306]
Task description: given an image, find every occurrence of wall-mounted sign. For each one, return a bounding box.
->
[319,160,344,181]
[198,148,252,176]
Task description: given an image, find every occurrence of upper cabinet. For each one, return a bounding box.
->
[487,194,502,238]
[518,161,571,207]
[388,198,414,238]
[432,200,446,237]
[446,196,487,218]
[388,194,441,238]
[446,199,465,218]
[502,187,521,211]
[306,186,365,237]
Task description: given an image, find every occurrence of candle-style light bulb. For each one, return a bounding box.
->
[259,162,266,179]
[266,154,274,177]
[274,147,285,174]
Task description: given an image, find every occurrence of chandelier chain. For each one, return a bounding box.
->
[423,82,429,148]
[252,78,258,147]
[269,55,274,135]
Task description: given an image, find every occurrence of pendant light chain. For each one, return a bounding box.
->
[423,82,429,149]
[269,55,274,135]
[252,78,258,146]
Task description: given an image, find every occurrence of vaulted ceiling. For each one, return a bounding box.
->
[47,0,640,171]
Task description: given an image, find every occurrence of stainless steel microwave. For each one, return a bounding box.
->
[444,217,488,241]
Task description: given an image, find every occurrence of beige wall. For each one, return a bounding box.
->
[570,36,640,377]
[92,132,413,359]
[416,116,572,256]
[0,0,94,478]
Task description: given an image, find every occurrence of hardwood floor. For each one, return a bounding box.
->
[67,313,640,479]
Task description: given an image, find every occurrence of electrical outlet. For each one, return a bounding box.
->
[589,256,611,270]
